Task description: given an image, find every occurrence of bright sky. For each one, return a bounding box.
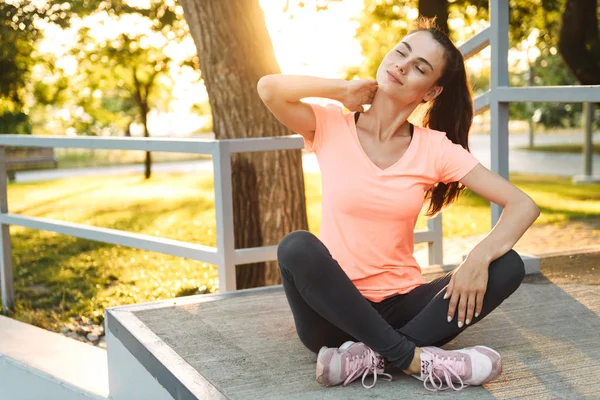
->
[259,0,364,76]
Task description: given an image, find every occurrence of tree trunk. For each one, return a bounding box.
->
[141,102,151,179]
[419,0,449,33]
[558,0,600,86]
[179,0,309,289]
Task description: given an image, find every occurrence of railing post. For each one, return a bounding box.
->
[427,214,443,265]
[213,142,237,292]
[0,146,15,313]
[489,0,510,226]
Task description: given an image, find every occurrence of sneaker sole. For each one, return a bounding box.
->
[316,347,330,386]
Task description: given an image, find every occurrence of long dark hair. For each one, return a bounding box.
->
[409,17,474,218]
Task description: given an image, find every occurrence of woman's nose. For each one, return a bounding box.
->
[395,62,407,75]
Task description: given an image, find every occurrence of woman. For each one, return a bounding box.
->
[257,18,539,392]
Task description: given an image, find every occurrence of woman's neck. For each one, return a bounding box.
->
[360,91,419,141]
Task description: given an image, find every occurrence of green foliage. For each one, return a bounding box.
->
[0,2,40,131]
[61,1,194,137]
[509,50,581,128]
[1,0,195,137]
[0,0,103,132]
[0,111,32,134]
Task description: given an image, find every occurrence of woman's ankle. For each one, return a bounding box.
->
[402,347,423,375]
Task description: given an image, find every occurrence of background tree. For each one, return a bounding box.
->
[179,0,309,289]
[558,0,600,87]
[73,27,174,178]
[0,0,102,134]
[0,2,42,134]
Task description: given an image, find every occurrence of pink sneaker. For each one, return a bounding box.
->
[412,345,502,391]
[316,341,392,388]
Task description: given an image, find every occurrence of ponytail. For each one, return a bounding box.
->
[409,17,474,217]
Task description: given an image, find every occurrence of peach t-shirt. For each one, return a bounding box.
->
[305,102,480,302]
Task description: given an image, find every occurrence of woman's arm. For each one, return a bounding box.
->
[444,164,540,328]
[459,164,540,263]
[256,75,348,138]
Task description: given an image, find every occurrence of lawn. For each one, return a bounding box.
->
[4,172,600,331]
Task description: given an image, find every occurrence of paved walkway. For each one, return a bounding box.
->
[13,132,600,183]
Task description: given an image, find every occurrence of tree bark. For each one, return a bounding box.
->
[133,69,153,179]
[558,0,600,86]
[418,0,449,33]
[179,0,309,289]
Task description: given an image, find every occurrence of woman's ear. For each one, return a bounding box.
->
[423,86,443,102]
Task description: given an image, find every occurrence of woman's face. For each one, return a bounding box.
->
[376,31,446,104]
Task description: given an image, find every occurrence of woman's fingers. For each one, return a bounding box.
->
[475,291,484,319]
[465,292,477,325]
[456,293,468,328]
[444,278,453,300]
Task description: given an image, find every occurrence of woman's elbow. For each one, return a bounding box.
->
[526,198,541,221]
[257,74,278,101]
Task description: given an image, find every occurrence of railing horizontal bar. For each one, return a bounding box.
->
[414,229,437,243]
[460,27,490,59]
[494,86,600,102]
[234,245,278,265]
[0,135,218,154]
[0,214,221,264]
[222,136,305,153]
[474,91,491,114]
[234,230,439,264]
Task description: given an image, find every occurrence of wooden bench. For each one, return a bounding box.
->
[3,146,58,182]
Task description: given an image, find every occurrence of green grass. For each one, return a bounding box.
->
[4,172,600,330]
[515,143,600,155]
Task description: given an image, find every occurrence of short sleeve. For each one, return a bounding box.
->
[436,134,480,184]
[304,102,343,153]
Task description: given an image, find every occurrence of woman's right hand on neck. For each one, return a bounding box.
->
[342,79,378,112]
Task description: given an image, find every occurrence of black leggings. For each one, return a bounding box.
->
[277,230,525,370]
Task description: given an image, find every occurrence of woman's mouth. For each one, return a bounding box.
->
[387,71,402,85]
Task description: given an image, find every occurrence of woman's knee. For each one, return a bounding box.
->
[490,249,525,292]
[277,230,319,263]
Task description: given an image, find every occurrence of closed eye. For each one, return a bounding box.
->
[396,50,425,74]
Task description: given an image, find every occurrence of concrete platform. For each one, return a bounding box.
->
[105,274,600,400]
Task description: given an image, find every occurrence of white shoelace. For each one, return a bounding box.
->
[422,353,469,392]
[342,348,393,389]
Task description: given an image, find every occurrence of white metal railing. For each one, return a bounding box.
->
[0,135,444,312]
[465,0,600,224]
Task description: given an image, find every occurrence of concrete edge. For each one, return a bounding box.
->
[0,315,108,398]
[0,354,107,400]
[107,285,283,313]
[106,308,229,400]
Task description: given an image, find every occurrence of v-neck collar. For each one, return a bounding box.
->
[351,112,416,175]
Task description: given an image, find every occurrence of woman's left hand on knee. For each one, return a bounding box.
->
[444,256,489,328]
